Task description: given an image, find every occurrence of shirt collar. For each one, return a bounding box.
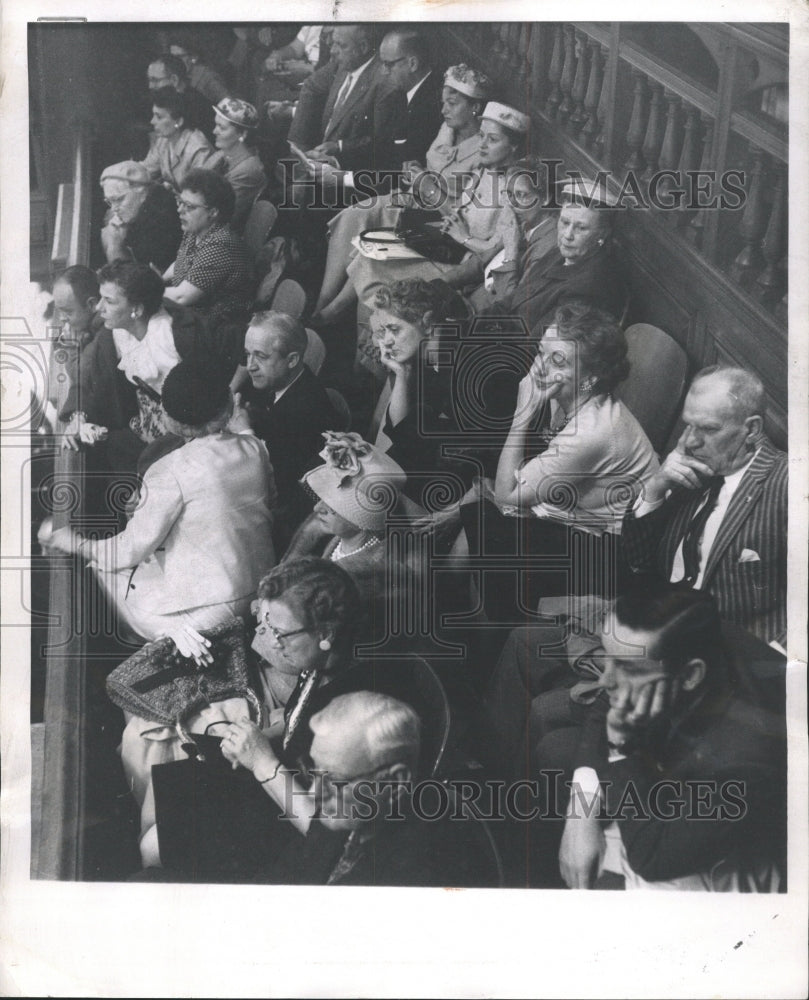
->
[346,55,374,86]
[721,447,760,489]
[406,71,431,104]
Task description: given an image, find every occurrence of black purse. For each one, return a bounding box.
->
[395,209,468,265]
[151,729,300,880]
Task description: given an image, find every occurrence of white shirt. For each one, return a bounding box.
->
[272,366,304,404]
[295,25,322,65]
[113,310,180,392]
[406,71,431,104]
[636,449,759,589]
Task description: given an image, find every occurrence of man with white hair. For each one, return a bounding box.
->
[99,160,181,271]
[622,365,787,646]
[225,689,500,887]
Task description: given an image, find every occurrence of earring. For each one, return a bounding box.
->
[318,638,332,651]
[597,238,605,246]
[130,310,138,319]
[579,376,596,392]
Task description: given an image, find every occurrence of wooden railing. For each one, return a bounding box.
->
[439,22,788,447]
[33,128,93,880]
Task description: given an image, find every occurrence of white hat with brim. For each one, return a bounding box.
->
[481,102,530,134]
[559,176,619,208]
[302,433,407,533]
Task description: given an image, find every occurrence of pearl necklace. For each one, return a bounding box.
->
[330,536,381,562]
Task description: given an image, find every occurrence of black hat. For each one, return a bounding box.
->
[161,360,230,427]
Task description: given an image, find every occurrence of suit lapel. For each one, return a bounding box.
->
[324,60,376,139]
[700,443,778,584]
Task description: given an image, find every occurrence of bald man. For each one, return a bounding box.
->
[622,365,787,645]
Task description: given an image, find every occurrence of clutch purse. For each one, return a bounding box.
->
[395,209,468,265]
[105,617,262,730]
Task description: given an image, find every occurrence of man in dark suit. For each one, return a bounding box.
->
[622,365,787,646]
[546,585,786,891]
[300,28,441,198]
[147,54,215,138]
[237,311,336,548]
[303,24,400,175]
[376,28,442,168]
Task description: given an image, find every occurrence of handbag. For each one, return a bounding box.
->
[395,209,468,265]
[105,618,261,733]
[152,730,297,879]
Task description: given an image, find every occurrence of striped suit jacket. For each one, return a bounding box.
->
[622,438,788,644]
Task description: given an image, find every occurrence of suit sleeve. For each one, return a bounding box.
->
[600,735,784,883]
[288,63,337,148]
[621,499,675,577]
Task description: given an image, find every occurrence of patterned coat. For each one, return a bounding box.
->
[621,438,788,644]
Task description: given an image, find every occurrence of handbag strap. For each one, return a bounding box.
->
[176,687,265,760]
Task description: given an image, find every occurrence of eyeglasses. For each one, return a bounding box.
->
[380,55,408,70]
[298,753,396,792]
[175,197,209,213]
[258,613,312,647]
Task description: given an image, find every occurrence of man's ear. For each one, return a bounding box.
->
[287,350,302,370]
[744,414,763,445]
[680,657,706,692]
[85,296,99,312]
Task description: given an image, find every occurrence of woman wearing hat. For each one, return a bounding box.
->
[340,100,528,379]
[212,96,267,232]
[284,433,414,630]
[507,175,629,334]
[311,63,493,325]
[41,358,276,651]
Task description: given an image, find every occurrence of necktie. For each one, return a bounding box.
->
[327,73,352,130]
[680,476,724,585]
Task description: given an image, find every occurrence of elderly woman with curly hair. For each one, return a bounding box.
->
[458,299,659,618]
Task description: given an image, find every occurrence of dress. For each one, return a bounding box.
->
[510,241,628,336]
[224,152,267,232]
[139,129,222,192]
[112,309,181,443]
[461,395,659,618]
[325,124,482,266]
[170,223,254,327]
[621,438,788,644]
